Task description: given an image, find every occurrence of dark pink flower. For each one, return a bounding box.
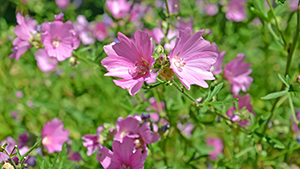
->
[41,21,80,61]
[106,0,132,19]
[224,53,253,95]
[206,138,223,160]
[211,42,225,75]
[92,22,107,41]
[54,13,64,21]
[226,0,247,22]
[101,30,155,95]
[55,0,70,9]
[34,49,58,72]
[9,13,37,60]
[82,126,104,156]
[226,94,254,127]
[68,150,81,162]
[139,122,160,144]
[99,138,145,169]
[42,118,70,153]
[168,28,218,90]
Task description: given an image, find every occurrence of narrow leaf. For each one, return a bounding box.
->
[206,98,238,106]
[278,73,289,87]
[261,90,288,100]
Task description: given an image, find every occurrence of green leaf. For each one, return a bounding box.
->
[249,7,269,22]
[261,90,288,100]
[275,0,286,5]
[205,83,224,103]
[278,73,289,87]
[270,138,285,149]
[58,143,68,169]
[206,98,238,106]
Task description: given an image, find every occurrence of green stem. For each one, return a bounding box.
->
[288,93,299,124]
[153,89,164,115]
[19,139,41,162]
[171,80,198,106]
[266,0,287,46]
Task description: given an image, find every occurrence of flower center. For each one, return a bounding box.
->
[52,37,61,48]
[128,61,149,78]
[173,58,186,68]
[122,164,131,169]
[42,136,51,146]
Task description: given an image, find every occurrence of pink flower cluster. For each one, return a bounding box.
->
[9,13,80,72]
[82,115,162,168]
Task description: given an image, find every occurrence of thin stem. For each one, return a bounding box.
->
[171,80,198,106]
[289,93,299,124]
[266,0,287,46]
[19,139,41,162]
[153,89,164,115]
[163,0,170,43]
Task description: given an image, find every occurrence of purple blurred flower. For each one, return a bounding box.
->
[55,0,70,9]
[106,0,132,19]
[206,138,223,160]
[145,97,165,112]
[102,13,114,27]
[226,0,247,22]
[42,118,70,153]
[74,15,95,45]
[68,150,81,162]
[34,49,58,72]
[139,122,161,144]
[167,0,180,14]
[15,90,24,98]
[1,137,17,154]
[26,100,34,108]
[224,53,253,95]
[101,30,155,95]
[82,126,103,156]
[205,3,219,16]
[226,94,254,127]
[9,13,37,60]
[92,22,107,41]
[10,111,18,119]
[177,122,194,138]
[168,28,217,90]
[98,138,145,169]
[0,153,9,163]
[41,21,80,61]
[211,42,225,75]
[18,131,30,148]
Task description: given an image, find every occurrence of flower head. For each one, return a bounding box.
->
[34,49,58,72]
[226,94,254,127]
[114,116,140,142]
[206,138,223,160]
[74,15,95,45]
[101,30,155,95]
[204,3,219,16]
[42,118,69,153]
[224,53,253,95]
[41,21,80,61]
[211,42,226,75]
[106,0,132,19]
[99,138,145,169]
[82,126,104,156]
[168,28,218,90]
[55,0,70,9]
[9,13,37,60]
[226,0,247,22]
[92,22,107,41]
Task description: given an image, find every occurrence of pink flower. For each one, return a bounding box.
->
[54,13,64,22]
[226,0,247,22]
[15,90,24,98]
[92,22,107,41]
[206,138,223,160]
[168,28,218,90]
[224,53,253,95]
[139,122,161,144]
[99,138,145,169]
[289,0,298,12]
[34,49,58,72]
[74,15,95,45]
[9,13,37,60]
[0,153,9,163]
[211,42,226,75]
[1,137,17,154]
[177,122,194,138]
[204,3,219,16]
[82,126,104,156]
[41,21,80,61]
[42,118,70,153]
[101,30,155,95]
[114,116,140,142]
[145,97,165,112]
[55,0,70,9]
[167,0,180,14]
[106,0,132,19]
[226,94,254,127]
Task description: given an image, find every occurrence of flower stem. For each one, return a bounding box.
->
[289,93,299,124]
[266,0,287,46]
[19,139,41,162]
[171,79,198,106]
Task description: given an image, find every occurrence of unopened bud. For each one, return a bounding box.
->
[54,12,64,21]
[141,113,150,121]
[158,67,174,82]
[297,76,300,83]
[69,57,79,67]
[154,45,164,54]
[161,123,170,132]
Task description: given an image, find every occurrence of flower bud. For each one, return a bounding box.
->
[158,67,174,82]
[231,114,240,122]
[1,163,14,169]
